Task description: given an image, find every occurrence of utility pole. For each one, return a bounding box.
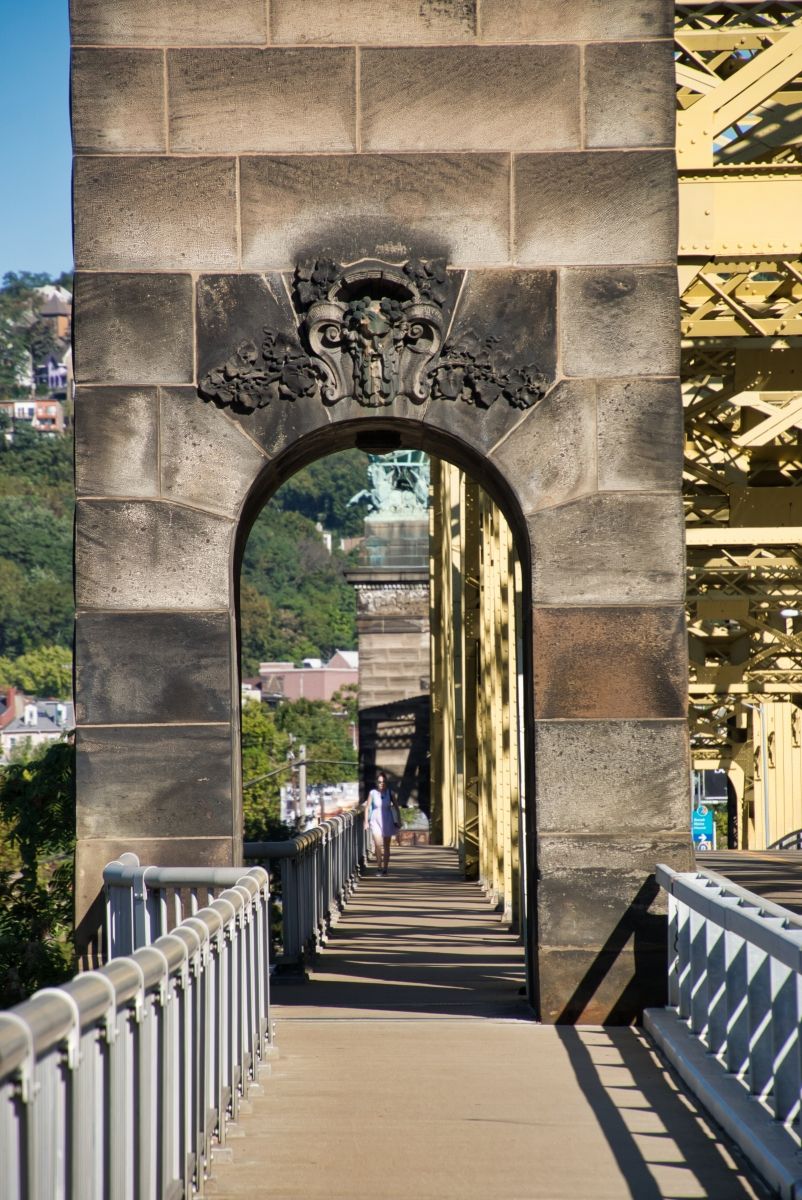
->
[298,744,307,828]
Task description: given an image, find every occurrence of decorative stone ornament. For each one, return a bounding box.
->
[199,259,548,413]
[300,259,445,407]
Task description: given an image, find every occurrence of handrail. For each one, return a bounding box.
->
[244,808,366,968]
[646,864,802,1197]
[768,828,802,851]
[0,863,271,1200]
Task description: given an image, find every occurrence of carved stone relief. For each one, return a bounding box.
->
[199,259,549,414]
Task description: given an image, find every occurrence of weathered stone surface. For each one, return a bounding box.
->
[73,273,193,385]
[534,719,691,834]
[597,378,682,493]
[271,0,476,44]
[76,725,234,839]
[75,612,232,725]
[515,151,676,266]
[537,867,668,952]
[160,388,267,517]
[585,42,676,149]
[534,606,688,719]
[423,269,556,454]
[168,49,355,153]
[538,947,667,1024]
[489,379,596,514]
[71,0,267,45]
[71,49,165,152]
[561,268,679,378]
[75,387,159,498]
[361,46,579,152]
[539,833,693,875]
[480,0,672,41]
[196,273,298,382]
[529,493,685,604]
[240,155,510,268]
[74,157,237,271]
[76,500,233,609]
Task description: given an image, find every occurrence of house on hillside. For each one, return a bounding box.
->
[0,697,75,763]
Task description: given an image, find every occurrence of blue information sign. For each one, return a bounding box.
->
[692,804,714,851]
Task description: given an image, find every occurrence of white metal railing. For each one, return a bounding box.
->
[0,863,270,1200]
[244,809,365,967]
[647,864,802,1198]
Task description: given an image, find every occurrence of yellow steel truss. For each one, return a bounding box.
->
[679,2,802,845]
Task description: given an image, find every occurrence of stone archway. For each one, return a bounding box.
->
[72,1,688,1017]
[75,254,692,1019]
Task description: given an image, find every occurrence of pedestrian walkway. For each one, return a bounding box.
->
[206,846,767,1200]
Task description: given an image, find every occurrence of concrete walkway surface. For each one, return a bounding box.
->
[206,846,767,1200]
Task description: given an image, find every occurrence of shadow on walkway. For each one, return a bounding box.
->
[274,844,529,1019]
[205,844,769,1199]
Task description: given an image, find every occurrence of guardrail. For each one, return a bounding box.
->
[645,864,802,1200]
[245,809,365,968]
[0,864,270,1200]
[769,829,802,851]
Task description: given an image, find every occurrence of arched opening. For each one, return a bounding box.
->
[233,422,536,1009]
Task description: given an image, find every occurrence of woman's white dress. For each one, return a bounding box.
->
[367,787,396,838]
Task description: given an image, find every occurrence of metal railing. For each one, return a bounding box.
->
[769,829,802,851]
[245,809,365,968]
[0,863,270,1200]
[646,865,802,1198]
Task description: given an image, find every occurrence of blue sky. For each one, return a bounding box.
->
[0,1,72,278]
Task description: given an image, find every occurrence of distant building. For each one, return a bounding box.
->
[35,287,72,341]
[0,697,75,762]
[34,356,69,398]
[259,650,358,703]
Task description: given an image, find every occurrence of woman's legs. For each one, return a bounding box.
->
[372,830,384,871]
[381,835,392,873]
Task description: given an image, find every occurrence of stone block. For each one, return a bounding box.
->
[239,154,510,268]
[423,270,557,455]
[75,725,234,839]
[529,493,685,605]
[537,947,668,1024]
[76,500,233,610]
[489,379,596,515]
[160,388,267,517]
[75,612,232,724]
[168,48,355,153]
[479,0,672,41]
[71,48,165,152]
[74,157,237,271]
[75,387,159,498]
[561,268,680,378]
[537,866,669,952]
[538,833,693,875]
[71,0,267,45]
[597,378,682,493]
[534,718,691,834]
[515,151,676,266]
[73,273,193,385]
[270,0,476,44]
[361,46,579,152]
[534,606,688,719]
[196,273,298,381]
[585,42,676,149]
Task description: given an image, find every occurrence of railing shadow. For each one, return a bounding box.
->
[557,1027,763,1200]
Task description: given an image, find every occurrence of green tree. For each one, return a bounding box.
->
[241,700,291,840]
[0,740,76,1006]
[273,448,369,536]
[26,316,61,368]
[0,645,73,697]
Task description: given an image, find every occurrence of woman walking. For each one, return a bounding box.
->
[365,771,400,876]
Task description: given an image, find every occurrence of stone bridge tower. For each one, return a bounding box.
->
[71,0,692,1018]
